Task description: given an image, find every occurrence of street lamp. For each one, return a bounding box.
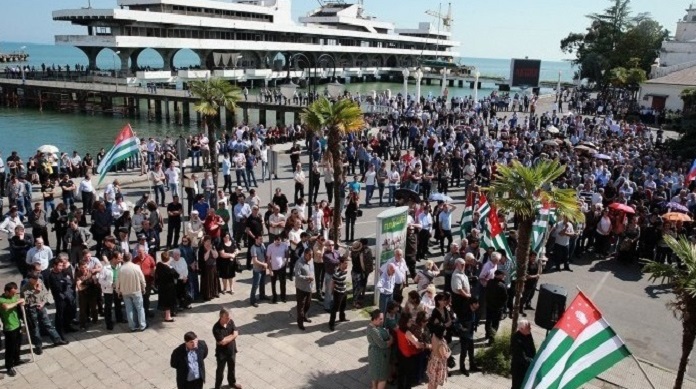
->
[414,67,423,103]
[474,69,480,104]
[112,50,120,91]
[440,67,448,96]
[402,68,409,101]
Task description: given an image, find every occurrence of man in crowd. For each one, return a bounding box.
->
[328,257,349,331]
[294,248,314,330]
[171,331,209,389]
[212,308,242,389]
[511,320,537,389]
[266,235,288,303]
[116,252,147,332]
[0,282,28,376]
[21,273,69,354]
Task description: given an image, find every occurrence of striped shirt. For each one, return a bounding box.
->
[332,269,348,294]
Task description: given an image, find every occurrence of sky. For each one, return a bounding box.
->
[0,0,687,60]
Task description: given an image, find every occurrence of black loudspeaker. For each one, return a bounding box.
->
[534,284,567,330]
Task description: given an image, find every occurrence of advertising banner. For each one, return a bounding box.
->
[373,206,409,305]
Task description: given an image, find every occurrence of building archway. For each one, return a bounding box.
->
[385,55,398,68]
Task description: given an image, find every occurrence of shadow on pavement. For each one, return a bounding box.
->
[305,364,370,389]
[587,258,644,282]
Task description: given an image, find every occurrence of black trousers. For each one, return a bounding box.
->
[294,182,304,204]
[325,182,334,203]
[439,229,453,253]
[396,352,417,389]
[4,328,21,370]
[215,352,237,388]
[167,222,181,248]
[459,324,476,370]
[270,267,287,301]
[313,262,325,294]
[54,298,76,339]
[33,226,50,246]
[417,229,430,259]
[82,191,94,214]
[103,293,124,330]
[296,289,312,325]
[329,291,347,327]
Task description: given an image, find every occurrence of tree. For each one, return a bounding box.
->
[644,235,696,389]
[665,89,696,158]
[485,160,582,333]
[301,97,365,242]
[188,78,242,198]
[560,0,668,85]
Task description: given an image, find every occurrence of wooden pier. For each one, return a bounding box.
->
[0,79,305,128]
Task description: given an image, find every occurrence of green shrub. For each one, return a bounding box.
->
[475,330,512,377]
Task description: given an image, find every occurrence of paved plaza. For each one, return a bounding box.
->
[1,103,695,388]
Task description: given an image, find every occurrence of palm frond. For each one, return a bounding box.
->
[645,235,696,299]
[188,78,242,118]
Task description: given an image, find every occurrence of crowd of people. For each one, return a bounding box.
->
[0,83,693,389]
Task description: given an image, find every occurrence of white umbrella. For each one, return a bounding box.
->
[37,145,59,154]
[546,126,559,134]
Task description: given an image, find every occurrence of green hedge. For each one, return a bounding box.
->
[475,330,512,377]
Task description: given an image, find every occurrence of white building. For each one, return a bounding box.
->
[641,66,696,111]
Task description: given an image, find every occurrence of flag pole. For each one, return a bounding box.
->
[574,286,656,389]
[19,304,35,363]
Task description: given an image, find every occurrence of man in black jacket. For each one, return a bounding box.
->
[511,319,536,389]
[170,331,208,389]
[484,270,508,344]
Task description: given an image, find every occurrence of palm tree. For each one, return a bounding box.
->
[188,78,242,197]
[644,235,696,389]
[301,97,364,242]
[485,160,582,333]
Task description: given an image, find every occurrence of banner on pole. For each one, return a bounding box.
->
[373,206,409,305]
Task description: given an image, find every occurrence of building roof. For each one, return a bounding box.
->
[646,65,696,86]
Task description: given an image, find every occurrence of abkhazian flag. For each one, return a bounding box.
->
[481,202,514,262]
[522,292,631,389]
[531,202,557,254]
[96,124,140,184]
[459,191,475,239]
[477,195,490,231]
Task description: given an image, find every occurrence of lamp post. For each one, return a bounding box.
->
[474,69,480,104]
[112,50,120,92]
[440,67,448,96]
[557,71,562,101]
[402,68,409,101]
[414,67,423,104]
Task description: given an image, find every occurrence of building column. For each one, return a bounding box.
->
[243,107,249,124]
[259,109,267,125]
[78,47,101,71]
[156,49,177,71]
[194,50,212,70]
[116,49,133,77]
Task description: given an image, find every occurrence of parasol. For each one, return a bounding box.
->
[429,193,453,203]
[541,140,558,146]
[662,212,692,222]
[37,145,59,154]
[593,154,612,160]
[546,125,559,134]
[574,145,597,153]
[665,202,689,213]
[608,202,635,214]
[395,188,421,203]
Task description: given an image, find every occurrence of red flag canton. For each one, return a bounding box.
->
[555,292,602,340]
[487,205,504,237]
[114,124,134,144]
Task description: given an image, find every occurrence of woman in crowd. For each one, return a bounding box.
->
[394,311,424,389]
[366,309,392,389]
[155,251,178,323]
[345,191,359,242]
[198,235,220,301]
[179,236,199,301]
[426,324,451,389]
[217,232,239,294]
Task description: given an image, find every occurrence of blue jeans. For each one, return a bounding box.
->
[191,151,201,168]
[153,184,165,205]
[62,195,74,208]
[168,183,178,197]
[250,270,266,304]
[388,185,396,205]
[235,169,248,189]
[44,199,55,213]
[365,185,375,205]
[379,292,393,314]
[261,161,269,181]
[323,274,334,310]
[245,168,258,187]
[123,293,146,331]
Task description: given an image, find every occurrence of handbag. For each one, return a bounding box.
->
[357,209,364,217]
[447,355,456,369]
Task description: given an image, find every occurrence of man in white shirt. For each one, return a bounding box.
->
[380,249,409,301]
[103,179,119,213]
[438,202,457,255]
[26,238,53,275]
[364,164,377,207]
[376,263,396,313]
[266,235,289,303]
[267,206,285,243]
[170,249,190,309]
[552,216,574,272]
[233,151,248,190]
[165,163,181,199]
[78,173,96,214]
[222,154,232,194]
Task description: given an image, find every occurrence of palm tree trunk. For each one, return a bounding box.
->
[674,299,696,389]
[329,127,342,244]
[511,216,534,334]
[206,116,219,205]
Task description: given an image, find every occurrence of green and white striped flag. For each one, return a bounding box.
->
[477,195,490,231]
[459,191,475,239]
[531,202,556,254]
[96,124,140,185]
[522,292,631,389]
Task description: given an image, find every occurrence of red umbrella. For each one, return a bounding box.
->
[608,203,635,214]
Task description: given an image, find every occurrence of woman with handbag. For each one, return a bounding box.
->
[217,232,239,294]
[426,325,451,389]
[395,312,425,389]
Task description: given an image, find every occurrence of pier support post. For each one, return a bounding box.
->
[458,80,463,87]
[165,99,171,122]
[449,80,454,87]
[294,111,301,125]
[426,78,432,86]
[275,110,284,126]
[154,99,163,121]
[183,102,191,125]
[259,109,267,125]
[243,108,249,124]
[225,107,234,129]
